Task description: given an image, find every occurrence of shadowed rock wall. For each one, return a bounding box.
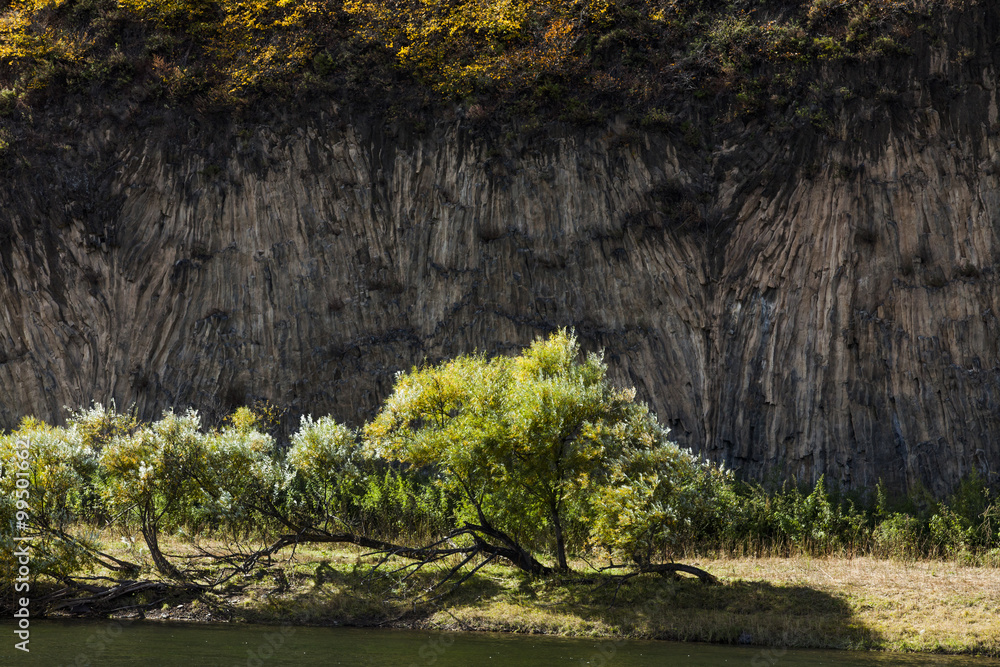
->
[2,7,999,494]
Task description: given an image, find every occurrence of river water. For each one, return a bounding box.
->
[1,621,994,666]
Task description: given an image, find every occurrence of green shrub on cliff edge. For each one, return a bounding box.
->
[0,0,942,120]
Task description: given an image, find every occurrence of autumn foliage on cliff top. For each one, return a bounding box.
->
[0,0,954,119]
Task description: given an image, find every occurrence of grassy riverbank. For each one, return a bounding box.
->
[76,540,999,658]
[5,370,997,659]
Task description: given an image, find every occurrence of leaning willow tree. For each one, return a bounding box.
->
[362,330,722,582]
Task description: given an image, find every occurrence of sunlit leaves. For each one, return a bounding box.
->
[0,416,97,529]
[344,0,585,95]
[0,0,926,114]
[365,329,711,567]
[192,420,281,530]
[590,441,718,562]
[98,409,203,509]
[0,415,103,581]
[288,415,359,490]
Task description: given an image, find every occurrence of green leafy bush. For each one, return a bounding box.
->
[2,335,999,592]
[366,329,718,571]
[874,512,924,559]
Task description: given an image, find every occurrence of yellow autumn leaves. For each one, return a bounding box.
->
[345,0,617,96]
[0,0,926,109]
[0,0,329,101]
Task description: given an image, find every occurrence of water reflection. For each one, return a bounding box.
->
[0,621,994,666]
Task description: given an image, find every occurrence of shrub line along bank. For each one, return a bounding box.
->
[1,332,998,647]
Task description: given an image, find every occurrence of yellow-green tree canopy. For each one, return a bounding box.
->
[366,329,716,570]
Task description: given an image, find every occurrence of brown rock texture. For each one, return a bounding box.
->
[1,7,999,494]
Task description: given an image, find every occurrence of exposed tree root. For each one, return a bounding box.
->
[37,579,186,616]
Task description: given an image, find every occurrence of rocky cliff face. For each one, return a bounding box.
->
[2,7,998,494]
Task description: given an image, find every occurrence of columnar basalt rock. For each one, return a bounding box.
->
[1,9,999,495]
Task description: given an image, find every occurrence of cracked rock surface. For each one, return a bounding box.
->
[2,7,999,494]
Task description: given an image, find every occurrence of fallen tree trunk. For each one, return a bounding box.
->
[598,561,718,585]
[637,562,718,584]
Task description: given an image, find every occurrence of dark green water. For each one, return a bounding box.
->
[0,621,994,666]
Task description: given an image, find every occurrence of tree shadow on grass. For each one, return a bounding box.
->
[541,574,884,650]
[233,557,507,626]
[32,557,881,652]
[273,561,882,651]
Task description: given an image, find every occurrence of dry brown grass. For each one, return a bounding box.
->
[696,556,1000,654]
